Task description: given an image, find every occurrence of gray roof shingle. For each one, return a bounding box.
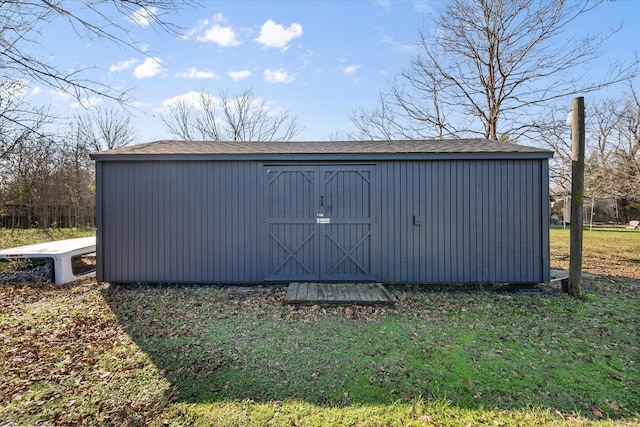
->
[91,139,553,160]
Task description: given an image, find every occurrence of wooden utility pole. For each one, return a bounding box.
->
[566,97,585,297]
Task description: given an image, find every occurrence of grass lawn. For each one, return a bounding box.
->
[0,228,638,426]
[550,227,640,279]
[0,227,96,249]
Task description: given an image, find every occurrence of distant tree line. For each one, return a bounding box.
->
[541,87,640,222]
[0,109,137,229]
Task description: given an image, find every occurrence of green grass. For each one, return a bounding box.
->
[0,228,638,425]
[550,227,640,278]
[0,227,96,248]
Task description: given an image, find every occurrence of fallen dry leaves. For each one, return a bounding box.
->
[0,281,173,425]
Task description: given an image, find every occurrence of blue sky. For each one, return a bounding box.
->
[25,0,640,142]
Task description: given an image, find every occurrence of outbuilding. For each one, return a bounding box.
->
[91,139,552,285]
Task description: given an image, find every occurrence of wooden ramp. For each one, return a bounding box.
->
[285,282,395,306]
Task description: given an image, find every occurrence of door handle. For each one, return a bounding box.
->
[320,195,324,207]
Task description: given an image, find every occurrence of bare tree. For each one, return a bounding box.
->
[349,90,415,141]
[592,87,640,220]
[74,109,139,152]
[0,81,54,159]
[161,89,303,142]
[0,3,192,140]
[0,1,193,104]
[0,130,58,227]
[351,0,637,141]
[539,86,640,222]
[58,130,96,227]
[534,107,573,193]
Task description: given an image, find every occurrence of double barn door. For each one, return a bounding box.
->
[264,165,376,281]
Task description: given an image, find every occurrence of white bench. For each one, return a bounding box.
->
[626,220,639,230]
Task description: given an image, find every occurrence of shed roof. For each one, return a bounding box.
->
[91,139,553,161]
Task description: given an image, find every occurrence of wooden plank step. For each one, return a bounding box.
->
[285,282,395,306]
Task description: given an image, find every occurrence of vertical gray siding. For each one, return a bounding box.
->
[378,159,549,283]
[96,157,549,284]
[97,160,261,282]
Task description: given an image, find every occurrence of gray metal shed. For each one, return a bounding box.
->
[91,139,553,284]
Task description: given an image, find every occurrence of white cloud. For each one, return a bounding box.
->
[130,100,149,108]
[162,91,202,108]
[227,70,252,82]
[127,6,157,28]
[133,57,165,79]
[263,68,295,83]
[110,58,138,73]
[256,19,303,51]
[181,17,210,40]
[50,88,72,104]
[29,86,43,96]
[342,64,361,75]
[377,27,415,52]
[299,50,314,69]
[196,15,240,47]
[212,13,227,23]
[156,91,220,114]
[174,67,220,79]
[178,13,227,40]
